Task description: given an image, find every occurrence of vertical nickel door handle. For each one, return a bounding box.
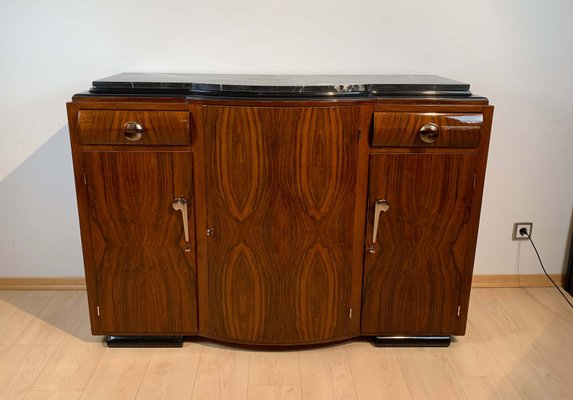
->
[172,198,191,251]
[370,199,389,253]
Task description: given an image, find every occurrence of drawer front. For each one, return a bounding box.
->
[77,110,190,145]
[372,112,482,147]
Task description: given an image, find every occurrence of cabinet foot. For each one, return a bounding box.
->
[106,336,184,348]
[373,336,451,347]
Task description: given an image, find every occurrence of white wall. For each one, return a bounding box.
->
[1,0,572,277]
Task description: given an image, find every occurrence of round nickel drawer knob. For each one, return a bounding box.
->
[123,121,144,141]
[418,122,440,143]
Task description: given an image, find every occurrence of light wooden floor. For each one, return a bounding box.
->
[1,288,573,400]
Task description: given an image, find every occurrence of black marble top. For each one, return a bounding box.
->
[89,73,472,98]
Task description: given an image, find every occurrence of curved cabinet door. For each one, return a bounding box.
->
[83,151,197,334]
[362,153,476,335]
[204,106,360,344]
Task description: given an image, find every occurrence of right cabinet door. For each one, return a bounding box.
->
[362,152,477,335]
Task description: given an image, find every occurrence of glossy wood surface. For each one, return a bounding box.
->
[454,105,493,334]
[83,151,197,334]
[67,102,102,334]
[362,153,476,334]
[372,112,482,147]
[78,110,190,145]
[67,95,493,344]
[204,106,360,343]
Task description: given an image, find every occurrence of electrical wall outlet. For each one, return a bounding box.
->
[512,222,533,240]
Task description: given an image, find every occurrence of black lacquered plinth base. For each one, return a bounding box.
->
[106,336,184,348]
[373,336,451,347]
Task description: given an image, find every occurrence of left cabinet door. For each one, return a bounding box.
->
[83,151,197,334]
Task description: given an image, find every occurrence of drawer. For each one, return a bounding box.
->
[372,112,482,147]
[77,110,190,145]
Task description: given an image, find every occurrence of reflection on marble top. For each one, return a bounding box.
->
[90,73,472,97]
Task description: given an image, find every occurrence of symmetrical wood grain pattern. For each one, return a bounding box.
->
[67,94,493,344]
[204,106,360,343]
[83,151,197,334]
[78,110,190,145]
[362,153,476,334]
[372,112,482,147]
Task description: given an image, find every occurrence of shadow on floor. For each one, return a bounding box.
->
[0,126,103,345]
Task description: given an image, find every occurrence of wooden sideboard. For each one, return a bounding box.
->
[67,74,493,347]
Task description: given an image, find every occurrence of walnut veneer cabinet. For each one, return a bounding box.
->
[67,74,493,347]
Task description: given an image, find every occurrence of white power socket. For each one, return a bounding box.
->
[512,222,533,240]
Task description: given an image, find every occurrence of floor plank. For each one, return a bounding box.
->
[16,292,85,346]
[136,345,202,400]
[3,291,56,298]
[191,344,250,400]
[247,386,302,400]
[299,345,357,400]
[445,320,504,377]
[0,291,14,300]
[23,391,83,400]
[457,377,523,400]
[493,288,573,392]
[32,335,105,391]
[248,350,301,386]
[0,345,58,400]
[30,297,105,392]
[525,287,573,329]
[469,289,573,400]
[395,348,468,400]
[0,295,52,357]
[347,341,412,400]
[79,348,152,400]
